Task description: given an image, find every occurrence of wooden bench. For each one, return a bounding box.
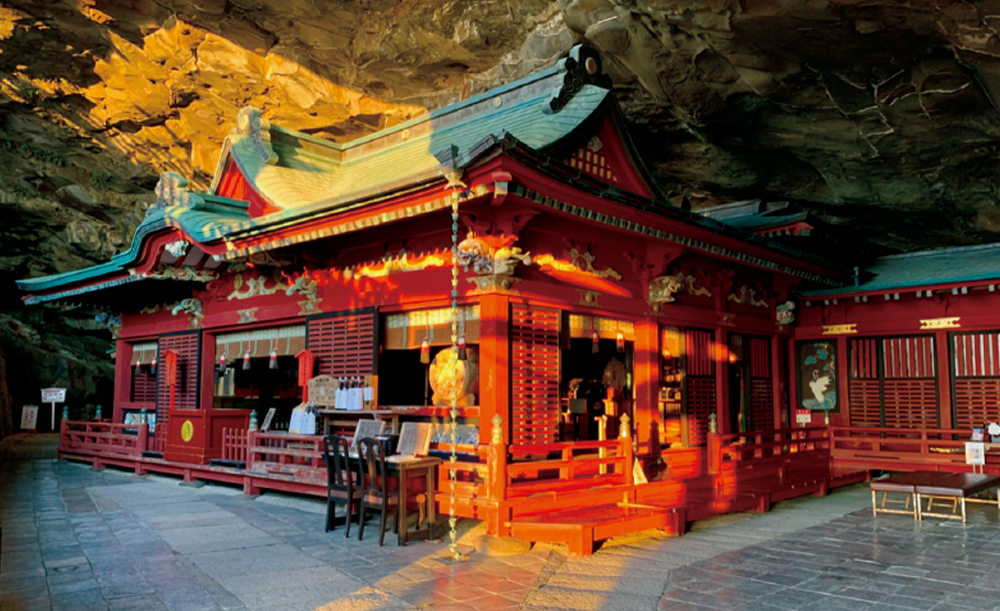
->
[870,472,948,519]
[915,473,1000,524]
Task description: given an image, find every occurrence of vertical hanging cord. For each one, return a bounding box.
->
[448,183,465,561]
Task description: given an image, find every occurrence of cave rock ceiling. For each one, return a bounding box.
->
[4,0,1000,279]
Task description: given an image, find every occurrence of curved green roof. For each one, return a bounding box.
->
[18,46,620,300]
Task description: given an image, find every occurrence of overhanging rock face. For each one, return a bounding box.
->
[5,0,1000,427]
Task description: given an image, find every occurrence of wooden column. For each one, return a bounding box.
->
[199,330,214,412]
[478,294,510,445]
[113,339,130,424]
[935,329,953,428]
[633,319,659,460]
[786,337,797,428]
[715,327,730,434]
[771,335,783,429]
[836,335,850,426]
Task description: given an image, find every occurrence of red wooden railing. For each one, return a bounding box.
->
[717,426,830,464]
[221,428,247,462]
[245,430,325,482]
[830,425,993,472]
[60,420,150,457]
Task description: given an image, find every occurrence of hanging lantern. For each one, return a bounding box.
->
[457,336,467,361]
[420,337,431,364]
[243,351,251,371]
[269,349,278,370]
[728,352,738,364]
[592,332,599,354]
[135,359,142,375]
[218,353,228,375]
[150,356,157,376]
[662,348,672,360]
[616,332,625,353]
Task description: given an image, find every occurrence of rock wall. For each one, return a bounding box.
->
[4,0,1000,434]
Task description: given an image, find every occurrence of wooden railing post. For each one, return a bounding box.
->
[246,429,257,472]
[58,418,69,456]
[707,413,722,475]
[487,414,507,502]
[137,424,149,454]
[486,414,508,537]
[620,413,633,485]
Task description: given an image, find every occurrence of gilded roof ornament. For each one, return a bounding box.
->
[234,106,278,165]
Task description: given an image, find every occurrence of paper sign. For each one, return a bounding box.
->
[397,422,431,457]
[966,441,986,466]
[41,388,66,403]
[20,405,38,430]
[351,419,386,450]
[795,409,812,425]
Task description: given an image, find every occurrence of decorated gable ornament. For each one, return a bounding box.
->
[548,45,612,114]
[233,106,278,165]
[151,171,203,214]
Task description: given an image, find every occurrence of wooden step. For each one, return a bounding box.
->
[508,502,683,556]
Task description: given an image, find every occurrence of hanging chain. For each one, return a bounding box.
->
[448,188,466,561]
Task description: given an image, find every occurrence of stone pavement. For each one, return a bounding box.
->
[4,433,1000,611]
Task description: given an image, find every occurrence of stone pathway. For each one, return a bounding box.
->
[5,433,1000,611]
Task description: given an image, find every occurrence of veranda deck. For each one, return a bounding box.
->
[58,420,868,556]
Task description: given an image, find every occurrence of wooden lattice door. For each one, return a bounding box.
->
[155,331,201,449]
[685,329,716,446]
[747,337,773,431]
[510,304,560,445]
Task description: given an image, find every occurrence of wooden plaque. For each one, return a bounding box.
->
[351,419,386,450]
[261,408,276,433]
[397,422,431,457]
[308,375,338,407]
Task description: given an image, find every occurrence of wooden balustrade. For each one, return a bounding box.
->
[221,428,247,462]
[830,425,991,472]
[60,420,150,458]
[245,430,326,483]
[504,438,630,497]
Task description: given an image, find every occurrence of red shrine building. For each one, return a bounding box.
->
[19,45,999,555]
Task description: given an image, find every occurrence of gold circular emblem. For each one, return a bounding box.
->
[181,420,194,443]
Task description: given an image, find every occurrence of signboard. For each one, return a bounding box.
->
[20,405,38,430]
[41,388,66,403]
[966,441,986,466]
[795,409,812,425]
[797,341,838,412]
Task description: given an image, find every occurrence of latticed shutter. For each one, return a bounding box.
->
[131,368,157,404]
[685,329,716,446]
[510,304,560,445]
[849,338,880,426]
[848,335,938,427]
[306,309,377,377]
[848,379,881,427]
[747,337,773,431]
[952,332,1000,429]
[155,331,201,446]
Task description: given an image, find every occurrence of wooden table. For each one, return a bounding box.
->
[386,455,441,545]
[915,473,1000,524]
[340,453,441,545]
